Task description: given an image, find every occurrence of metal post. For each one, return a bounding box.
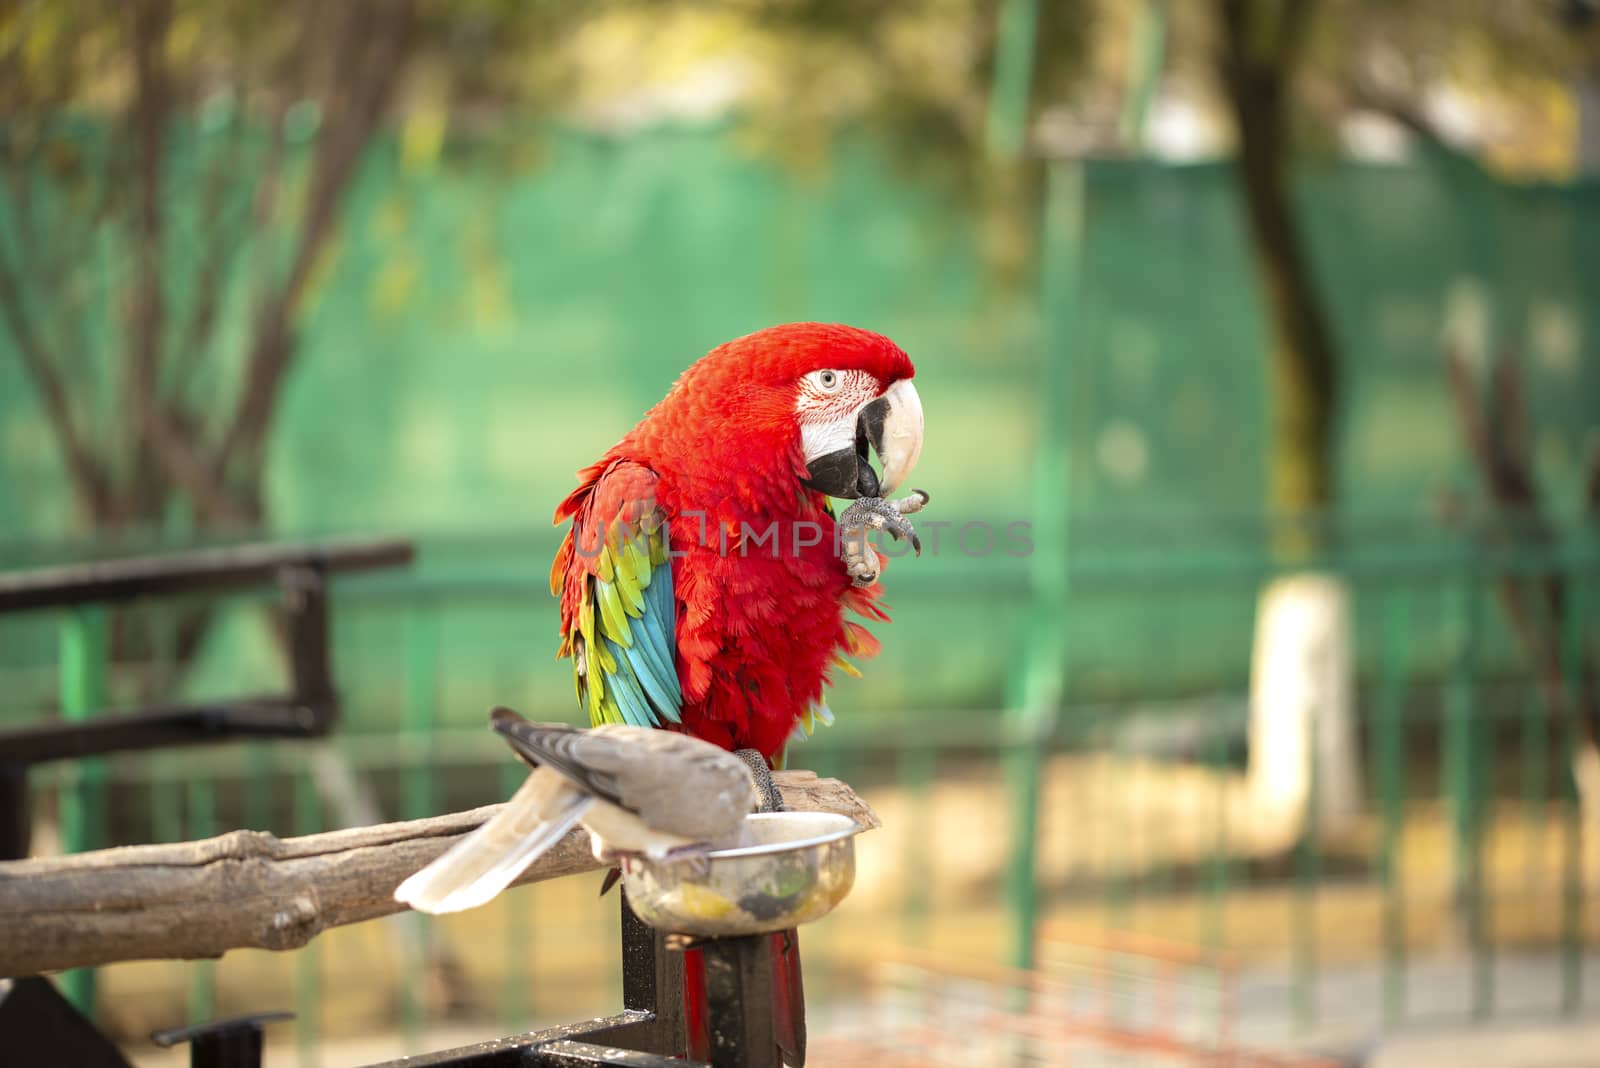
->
[698,937,775,1068]
[403,604,439,1046]
[1374,588,1410,1025]
[1005,156,1083,973]
[152,1011,293,1068]
[1445,577,1489,1016]
[985,0,1039,160]
[620,893,683,1056]
[0,761,27,860]
[189,1026,264,1068]
[244,745,273,832]
[187,776,218,1027]
[60,604,108,1017]
[281,564,336,730]
[1559,577,1588,1014]
[1202,718,1229,954]
[1521,677,1548,898]
[294,771,323,1068]
[502,753,535,1033]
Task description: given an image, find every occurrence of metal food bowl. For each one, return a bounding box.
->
[621,812,861,937]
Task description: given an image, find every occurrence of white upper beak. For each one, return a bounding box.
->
[875,378,923,495]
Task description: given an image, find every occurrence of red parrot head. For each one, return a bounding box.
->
[655,322,924,500]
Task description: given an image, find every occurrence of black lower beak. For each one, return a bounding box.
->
[804,447,878,499]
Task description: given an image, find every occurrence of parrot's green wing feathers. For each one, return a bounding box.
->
[556,463,682,729]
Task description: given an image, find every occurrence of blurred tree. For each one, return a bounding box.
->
[0,0,585,669]
[1195,0,1594,546]
[1212,0,1337,545]
[1,0,412,542]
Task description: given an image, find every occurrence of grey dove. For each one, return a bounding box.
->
[395,706,760,915]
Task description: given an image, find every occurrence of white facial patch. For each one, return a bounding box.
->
[800,418,855,464]
[795,369,877,463]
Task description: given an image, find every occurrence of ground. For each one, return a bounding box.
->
[90,756,1598,1066]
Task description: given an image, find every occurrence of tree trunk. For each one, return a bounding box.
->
[1215,0,1339,556]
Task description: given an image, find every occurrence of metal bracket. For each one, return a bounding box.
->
[151,1011,294,1068]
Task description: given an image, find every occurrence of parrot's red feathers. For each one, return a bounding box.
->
[548,538,572,600]
[551,323,914,761]
[842,621,881,660]
[553,459,610,524]
[840,581,891,624]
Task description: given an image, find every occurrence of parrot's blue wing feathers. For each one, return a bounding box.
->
[571,499,681,729]
[603,634,656,727]
[628,554,682,722]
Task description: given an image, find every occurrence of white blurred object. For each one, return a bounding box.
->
[1247,574,1362,845]
[1340,111,1412,164]
[1146,91,1224,162]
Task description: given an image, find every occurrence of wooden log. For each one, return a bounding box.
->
[0,770,876,976]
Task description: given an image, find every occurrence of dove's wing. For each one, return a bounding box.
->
[578,724,758,842]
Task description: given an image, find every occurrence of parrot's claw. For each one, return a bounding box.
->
[734,747,785,812]
[837,490,930,587]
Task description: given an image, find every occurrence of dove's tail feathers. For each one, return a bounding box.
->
[395,770,594,915]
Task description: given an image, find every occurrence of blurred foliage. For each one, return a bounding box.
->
[1131,0,1600,176]
[1306,0,1597,174]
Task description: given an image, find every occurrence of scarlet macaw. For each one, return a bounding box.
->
[550,322,926,1065]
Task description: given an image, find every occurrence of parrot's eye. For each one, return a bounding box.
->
[815,370,841,393]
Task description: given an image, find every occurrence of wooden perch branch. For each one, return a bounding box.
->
[0,771,877,977]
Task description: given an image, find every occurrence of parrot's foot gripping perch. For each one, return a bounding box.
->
[735,748,785,813]
[837,490,930,587]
